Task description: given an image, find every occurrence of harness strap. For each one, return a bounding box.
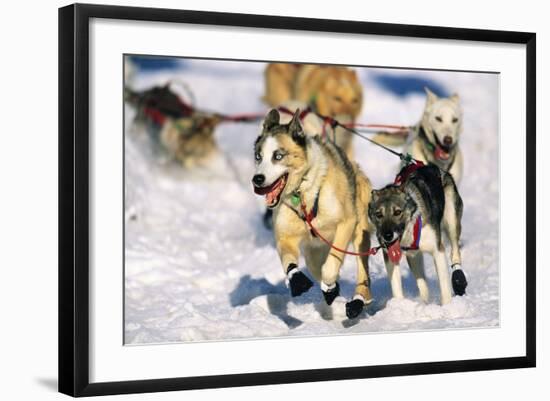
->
[392,161,424,251]
[299,200,381,257]
[401,215,422,251]
[303,191,320,223]
[394,159,425,185]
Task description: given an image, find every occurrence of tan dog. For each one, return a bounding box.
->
[252,109,374,319]
[263,64,363,159]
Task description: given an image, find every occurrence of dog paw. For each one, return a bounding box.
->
[288,271,313,297]
[345,299,364,319]
[322,282,340,305]
[452,269,467,296]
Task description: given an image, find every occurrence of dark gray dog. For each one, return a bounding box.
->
[368,163,467,305]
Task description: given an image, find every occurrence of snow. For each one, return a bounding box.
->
[124,58,499,344]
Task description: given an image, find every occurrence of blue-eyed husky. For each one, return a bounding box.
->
[252,108,374,319]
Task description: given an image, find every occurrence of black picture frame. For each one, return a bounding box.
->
[59,3,536,397]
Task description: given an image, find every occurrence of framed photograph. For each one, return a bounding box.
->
[59,3,536,397]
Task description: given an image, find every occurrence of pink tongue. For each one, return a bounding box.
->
[388,241,402,264]
[266,190,275,205]
[265,179,282,205]
[435,145,450,160]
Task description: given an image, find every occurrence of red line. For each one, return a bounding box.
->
[300,203,379,257]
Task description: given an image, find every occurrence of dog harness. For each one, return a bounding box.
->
[394,158,425,186]
[393,160,424,251]
[401,215,422,251]
[293,191,381,257]
[288,190,320,226]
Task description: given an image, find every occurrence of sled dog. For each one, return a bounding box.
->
[368,163,468,305]
[375,88,464,183]
[125,84,220,168]
[261,101,352,230]
[252,108,374,319]
[157,113,220,169]
[263,64,363,159]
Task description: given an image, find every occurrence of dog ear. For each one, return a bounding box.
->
[449,93,460,104]
[371,189,380,202]
[424,87,438,105]
[289,109,306,147]
[263,109,280,131]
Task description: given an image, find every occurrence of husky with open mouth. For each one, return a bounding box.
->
[368,163,467,305]
[252,108,375,319]
[374,88,464,184]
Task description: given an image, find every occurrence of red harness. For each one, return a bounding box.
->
[394,159,425,185]
[402,215,422,251]
[299,200,381,257]
[393,160,425,251]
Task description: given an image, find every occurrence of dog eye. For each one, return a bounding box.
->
[273,151,284,161]
[452,117,458,123]
[255,152,262,161]
[393,209,402,216]
[375,211,383,219]
[435,116,443,122]
[333,96,342,102]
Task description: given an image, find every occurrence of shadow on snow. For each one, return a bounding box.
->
[229,270,430,330]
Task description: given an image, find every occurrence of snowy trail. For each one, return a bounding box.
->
[124,59,499,344]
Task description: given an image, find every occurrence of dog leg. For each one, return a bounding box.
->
[303,243,329,283]
[383,251,404,299]
[406,252,429,303]
[442,176,467,296]
[448,151,463,185]
[277,235,313,297]
[320,219,355,305]
[432,247,452,305]
[346,227,373,319]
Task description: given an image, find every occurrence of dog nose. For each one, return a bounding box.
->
[252,174,265,186]
[383,232,394,242]
[443,136,453,146]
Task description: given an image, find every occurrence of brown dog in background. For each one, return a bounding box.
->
[263,63,363,159]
